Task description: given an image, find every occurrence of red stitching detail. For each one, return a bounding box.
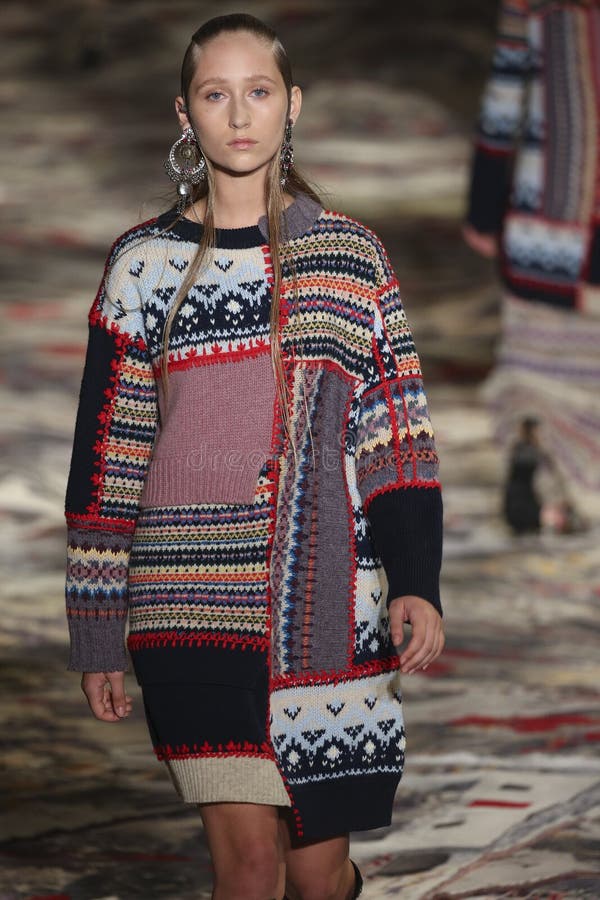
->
[94,345,128,514]
[295,356,361,384]
[271,655,401,691]
[473,141,515,158]
[127,631,269,652]
[361,371,422,401]
[363,481,442,516]
[154,740,274,761]
[65,512,136,533]
[500,265,578,296]
[156,340,271,375]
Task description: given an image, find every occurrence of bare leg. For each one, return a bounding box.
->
[280,820,356,900]
[199,802,286,900]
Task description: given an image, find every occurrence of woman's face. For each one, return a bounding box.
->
[176,31,301,180]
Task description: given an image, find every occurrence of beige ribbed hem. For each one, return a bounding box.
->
[165,756,291,806]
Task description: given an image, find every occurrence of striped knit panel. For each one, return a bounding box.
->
[278,213,376,375]
[269,362,359,679]
[590,9,600,219]
[65,224,160,672]
[542,7,594,222]
[127,470,275,661]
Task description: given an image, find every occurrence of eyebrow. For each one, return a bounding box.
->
[195,74,278,89]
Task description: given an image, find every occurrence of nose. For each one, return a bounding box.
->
[229,95,251,130]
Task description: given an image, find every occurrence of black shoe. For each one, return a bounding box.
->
[283,859,363,900]
[350,859,363,898]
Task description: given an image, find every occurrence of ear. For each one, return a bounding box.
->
[289,85,302,127]
[175,95,191,131]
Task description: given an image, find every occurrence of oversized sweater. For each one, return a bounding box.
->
[64,191,443,839]
[466,0,600,314]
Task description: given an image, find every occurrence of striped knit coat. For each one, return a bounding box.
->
[466,0,600,312]
[64,193,443,840]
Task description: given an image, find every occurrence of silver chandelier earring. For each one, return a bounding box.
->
[164,126,206,213]
[280,118,294,187]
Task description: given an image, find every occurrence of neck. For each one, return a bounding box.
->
[210,168,267,228]
[187,168,294,228]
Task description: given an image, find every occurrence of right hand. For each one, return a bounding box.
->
[81,671,132,722]
[462,223,499,258]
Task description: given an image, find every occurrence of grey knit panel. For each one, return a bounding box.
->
[67,615,129,673]
[257,192,323,242]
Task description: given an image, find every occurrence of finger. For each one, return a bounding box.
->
[419,635,443,671]
[388,602,407,648]
[422,631,446,671]
[390,619,406,649]
[402,617,442,673]
[85,679,120,722]
[105,687,132,712]
[106,672,129,718]
[399,618,429,672]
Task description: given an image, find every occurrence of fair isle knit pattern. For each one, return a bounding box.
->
[64,193,443,840]
[127,497,273,654]
[466,0,600,310]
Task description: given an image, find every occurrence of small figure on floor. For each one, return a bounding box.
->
[503,417,545,535]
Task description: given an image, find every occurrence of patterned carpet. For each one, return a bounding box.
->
[1,1,600,897]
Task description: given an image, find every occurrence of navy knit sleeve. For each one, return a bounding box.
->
[465,0,532,234]
[355,240,443,615]
[64,234,160,672]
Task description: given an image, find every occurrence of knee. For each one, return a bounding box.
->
[215,837,281,899]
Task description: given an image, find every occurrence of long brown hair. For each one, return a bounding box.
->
[161,14,323,460]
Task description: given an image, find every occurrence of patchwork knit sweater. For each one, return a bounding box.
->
[466,0,600,314]
[64,191,443,839]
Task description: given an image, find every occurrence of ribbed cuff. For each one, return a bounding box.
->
[67,617,129,673]
[166,756,291,806]
[365,485,443,616]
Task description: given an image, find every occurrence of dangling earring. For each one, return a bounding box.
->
[164,126,206,214]
[280,118,294,187]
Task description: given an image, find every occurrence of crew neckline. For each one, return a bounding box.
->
[155,192,324,249]
[156,207,266,249]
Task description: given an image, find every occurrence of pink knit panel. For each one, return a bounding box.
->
[140,352,276,506]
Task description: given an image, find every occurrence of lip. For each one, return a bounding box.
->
[227,139,258,148]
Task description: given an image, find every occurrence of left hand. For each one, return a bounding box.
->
[462,223,499,258]
[389,595,445,674]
